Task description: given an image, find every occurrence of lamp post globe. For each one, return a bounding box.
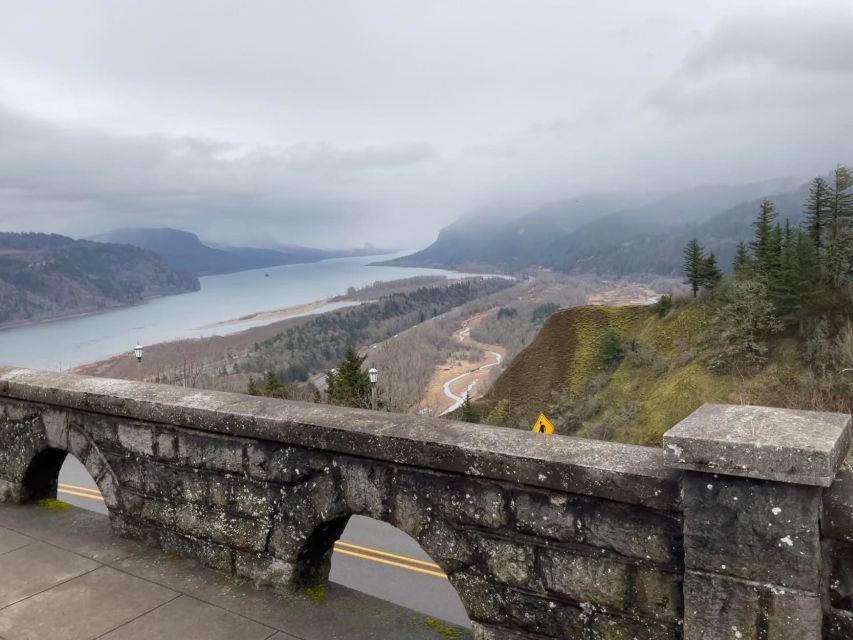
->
[368,367,379,410]
[133,342,143,363]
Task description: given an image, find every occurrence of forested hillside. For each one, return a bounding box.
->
[478,167,853,444]
[214,277,514,390]
[0,233,199,326]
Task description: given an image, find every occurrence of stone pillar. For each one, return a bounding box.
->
[664,404,851,640]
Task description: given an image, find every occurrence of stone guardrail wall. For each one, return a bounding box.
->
[0,367,850,640]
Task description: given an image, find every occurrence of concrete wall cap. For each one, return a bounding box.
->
[663,403,852,486]
[0,367,680,510]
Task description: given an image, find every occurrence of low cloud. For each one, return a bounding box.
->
[0,2,851,250]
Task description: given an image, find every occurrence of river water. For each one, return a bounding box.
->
[0,253,476,371]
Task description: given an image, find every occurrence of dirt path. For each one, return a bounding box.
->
[418,313,506,416]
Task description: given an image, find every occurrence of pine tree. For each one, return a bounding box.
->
[773,221,799,324]
[262,371,290,399]
[326,346,371,408]
[683,238,706,297]
[460,392,481,423]
[825,167,853,289]
[791,229,827,321]
[732,241,752,277]
[700,253,723,291]
[484,399,509,426]
[804,176,832,250]
[832,165,853,221]
[749,199,778,281]
[247,378,259,396]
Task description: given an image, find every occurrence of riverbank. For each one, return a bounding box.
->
[197,299,332,329]
[72,309,323,382]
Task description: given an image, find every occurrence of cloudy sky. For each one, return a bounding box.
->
[0,1,851,249]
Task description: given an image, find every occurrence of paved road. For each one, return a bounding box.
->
[58,457,470,627]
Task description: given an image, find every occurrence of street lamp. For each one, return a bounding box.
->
[368,367,379,410]
[133,342,143,381]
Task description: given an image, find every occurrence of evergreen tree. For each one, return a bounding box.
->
[791,229,827,321]
[804,176,832,250]
[712,279,783,368]
[773,221,799,324]
[683,238,706,297]
[247,377,259,396]
[732,241,752,277]
[263,371,290,399]
[700,253,723,291]
[460,392,481,423]
[749,199,778,281]
[326,346,371,408]
[484,399,509,426]
[832,165,853,221]
[824,166,853,288]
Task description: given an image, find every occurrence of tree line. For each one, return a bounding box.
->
[683,165,853,365]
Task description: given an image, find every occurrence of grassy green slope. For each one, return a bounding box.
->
[485,302,803,446]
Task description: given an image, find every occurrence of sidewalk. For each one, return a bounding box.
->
[0,503,471,640]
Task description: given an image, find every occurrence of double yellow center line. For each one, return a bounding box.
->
[57,483,448,580]
[333,540,446,578]
[59,483,104,501]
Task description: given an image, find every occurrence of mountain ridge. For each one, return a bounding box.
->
[0,232,199,328]
[92,227,393,276]
[380,176,806,275]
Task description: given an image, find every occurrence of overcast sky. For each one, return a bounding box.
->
[0,1,851,249]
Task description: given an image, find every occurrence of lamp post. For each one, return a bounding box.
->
[368,367,379,411]
[133,342,143,381]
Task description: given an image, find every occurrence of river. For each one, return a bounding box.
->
[0,253,477,371]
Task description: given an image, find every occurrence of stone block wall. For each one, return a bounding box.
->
[822,470,853,638]
[1,368,851,640]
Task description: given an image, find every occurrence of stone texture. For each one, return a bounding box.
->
[0,367,679,509]
[682,472,822,591]
[634,567,682,622]
[664,403,851,486]
[683,571,822,640]
[512,491,580,542]
[540,549,629,609]
[581,498,681,566]
[478,538,533,587]
[823,469,853,543]
[4,368,853,639]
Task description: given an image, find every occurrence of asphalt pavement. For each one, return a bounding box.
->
[58,456,470,627]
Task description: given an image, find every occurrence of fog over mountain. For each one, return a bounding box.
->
[0,1,851,250]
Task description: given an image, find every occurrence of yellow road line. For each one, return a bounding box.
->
[58,484,447,579]
[59,483,102,498]
[334,541,441,569]
[332,547,447,579]
[59,487,105,501]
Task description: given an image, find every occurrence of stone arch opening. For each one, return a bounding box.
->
[330,515,471,628]
[292,508,471,629]
[19,444,118,516]
[20,447,67,504]
[56,453,108,515]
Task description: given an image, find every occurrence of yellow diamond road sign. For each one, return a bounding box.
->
[532,413,555,434]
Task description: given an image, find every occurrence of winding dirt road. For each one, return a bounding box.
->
[439,326,503,415]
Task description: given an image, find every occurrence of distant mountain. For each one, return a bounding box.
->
[559,181,810,276]
[0,232,199,327]
[91,228,392,276]
[381,177,804,275]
